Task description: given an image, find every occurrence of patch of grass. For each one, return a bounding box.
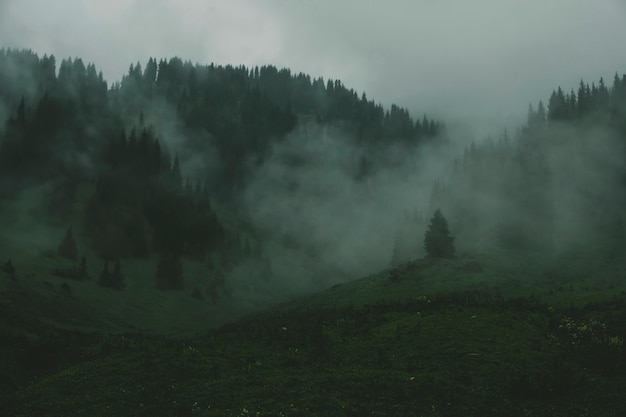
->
[3,184,626,416]
[4,288,626,416]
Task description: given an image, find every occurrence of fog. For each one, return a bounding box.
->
[240,124,445,284]
[540,123,625,246]
[427,119,626,273]
[0,100,7,134]
[1,1,626,299]
[2,0,626,134]
[131,104,457,290]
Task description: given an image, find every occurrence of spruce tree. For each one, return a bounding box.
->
[1,259,15,275]
[111,259,125,289]
[98,260,110,287]
[155,252,184,290]
[98,259,125,290]
[58,227,78,261]
[536,101,546,125]
[78,256,89,280]
[424,209,455,258]
[171,154,183,192]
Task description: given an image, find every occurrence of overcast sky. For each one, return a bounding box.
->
[2,0,626,135]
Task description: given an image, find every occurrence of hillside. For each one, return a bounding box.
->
[2,47,626,415]
[2,254,626,416]
[0,48,447,310]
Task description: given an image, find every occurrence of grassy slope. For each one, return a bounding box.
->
[0,180,269,335]
[2,252,626,417]
[2,181,626,416]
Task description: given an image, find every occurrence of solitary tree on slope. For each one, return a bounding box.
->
[424,209,455,259]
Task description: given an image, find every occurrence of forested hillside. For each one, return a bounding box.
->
[2,46,626,416]
[0,48,445,300]
[415,74,626,264]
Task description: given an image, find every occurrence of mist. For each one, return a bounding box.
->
[239,122,458,290]
[542,123,625,246]
[0,100,7,134]
[226,98,626,294]
[2,44,625,305]
[3,4,626,414]
[429,114,626,275]
[2,0,626,137]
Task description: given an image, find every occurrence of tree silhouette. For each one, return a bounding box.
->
[155,252,184,290]
[111,259,125,289]
[1,259,15,275]
[58,227,78,261]
[78,256,89,280]
[98,259,125,290]
[98,260,110,287]
[424,209,455,258]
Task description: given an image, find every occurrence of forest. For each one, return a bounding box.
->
[0,48,450,292]
[1,47,626,416]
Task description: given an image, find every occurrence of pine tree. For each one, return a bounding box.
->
[111,259,125,289]
[98,260,110,286]
[14,97,26,129]
[1,259,15,275]
[171,154,183,192]
[78,256,89,280]
[424,209,455,258]
[98,259,124,289]
[578,80,590,116]
[548,87,567,121]
[58,227,78,261]
[155,252,184,290]
[536,101,546,125]
[527,103,536,128]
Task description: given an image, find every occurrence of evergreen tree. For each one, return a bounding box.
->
[78,256,89,280]
[536,100,546,124]
[98,260,110,286]
[171,154,183,192]
[424,209,455,258]
[1,259,15,275]
[155,252,184,290]
[111,259,125,289]
[596,77,610,111]
[527,103,536,128]
[577,80,590,116]
[548,87,569,121]
[527,102,547,131]
[58,227,78,260]
[98,259,125,289]
[14,97,26,129]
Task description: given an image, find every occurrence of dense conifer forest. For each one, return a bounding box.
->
[1,47,626,416]
[0,48,445,284]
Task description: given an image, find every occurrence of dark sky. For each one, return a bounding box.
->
[2,0,626,135]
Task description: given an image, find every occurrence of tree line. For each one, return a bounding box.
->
[0,48,445,292]
[429,73,626,256]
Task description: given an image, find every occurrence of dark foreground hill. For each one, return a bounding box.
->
[2,255,626,417]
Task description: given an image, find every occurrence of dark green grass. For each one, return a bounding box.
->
[0,180,290,335]
[2,182,626,416]
[3,254,626,416]
[5,296,626,416]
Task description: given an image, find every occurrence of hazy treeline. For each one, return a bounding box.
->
[0,48,445,292]
[0,48,444,187]
[428,74,626,262]
[111,55,445,194]
[2,46,624,294]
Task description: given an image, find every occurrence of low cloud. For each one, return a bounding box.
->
[241,123,457,288]
[1,0,625,135]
